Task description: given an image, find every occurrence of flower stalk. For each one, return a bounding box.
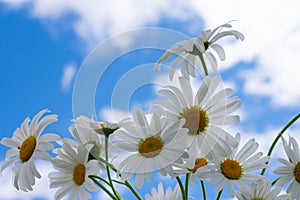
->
[176,176,186,200]
[200,180,207,200]
[105,135,122,200]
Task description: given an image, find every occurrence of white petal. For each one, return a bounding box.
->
[179,77,193,106]
[39,133,61,142]
[169,56,183,80]
[29,109,48,135]
[210,44,226,61]
[0,138,19,148]
[36,114,58,137]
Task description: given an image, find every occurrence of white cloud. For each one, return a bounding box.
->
[98,106,131,122]
[0,0,27,9]
[0,160,56,200]
[61,63,76,92]
[20,0,195,50]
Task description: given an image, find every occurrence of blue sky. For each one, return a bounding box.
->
[1,0,300,199]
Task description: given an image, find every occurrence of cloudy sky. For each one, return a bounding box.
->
[1,0,300,199]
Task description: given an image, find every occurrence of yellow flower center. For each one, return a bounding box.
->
[19,136,37,162]
[138,136,163,158]
[73,164,86,185]
[220,159,243,180]
[251,198,264,200]
[294,162,300,183]
[180,106,209,135]
[187,157,208,172]
[99,122,105,128]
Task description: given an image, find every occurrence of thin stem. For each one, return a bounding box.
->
[97,155,118,172]
[88,174,110,186]
[272,177,281,186]
[124,180,143,200]
[105,136,122,200]
[112,179,126,185]
[261,113,300,175]
[176,176,186,200]
[198,53,209,76]
[185,173,191,199]
[216,190,223,200]
[200,180,207,200]
[89,175,117,200]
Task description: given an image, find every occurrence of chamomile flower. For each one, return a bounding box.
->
[236,179,289,200]
[154,76,240,168]
[145,182,182,200]
[169,156,209,185]
[68,119,101,147]
[111,108,188,188]
[195,133,270,197]
[66,116,119,161]
[274,136,300,199]
[72,115,119,136]
[155,22,244,79]
[169,135,233,184]
[0,109,60,191]
[49,143,101,200]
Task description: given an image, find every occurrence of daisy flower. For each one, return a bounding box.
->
[68,116,104,152]
[195,133,270,197]
[111,108,189,188]
[49,142,101,200]
[169,156,209,185]
[145,182,182,200]
[155,21,244,79]
[154,75,241,168]
[274,135,300,199]
[0,109,60,191]
[65,116,119,161]
[72,115,119,136]
[169,135,233,184]
[236,179,289,200]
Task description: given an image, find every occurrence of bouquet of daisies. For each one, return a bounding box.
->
[1,22,299,200]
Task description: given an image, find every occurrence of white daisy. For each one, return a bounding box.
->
[0,109,60,191]
[145,182,182,200]
[195,133,270,197]
[154,75,241,168]
[65,116,119,162]
[49,142,101,200]
[72,115,119,136]
[155,22,244,79]
[169,156,209,185]
[169,135,233,185]
[111,108,188,188]
[274,135,300,199]
[236,179,289,200]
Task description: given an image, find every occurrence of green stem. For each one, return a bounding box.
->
[105,136,122,200]
[176,176,186,200]
[88,174,110,186]
[112,179,126,185]
[89,175,117,200]
[97,155,118,172]
[185,173,191,199]
[216,190,223,200]
[124,180,143,200]
[261,113,300,175]
[272,177,280,186]
[198,53,209,76]
[200,180,207,200]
